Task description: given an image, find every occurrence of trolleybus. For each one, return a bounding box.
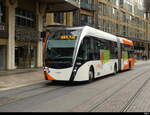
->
[43,26,135,82]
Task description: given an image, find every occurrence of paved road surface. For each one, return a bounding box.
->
[0,63,150,112]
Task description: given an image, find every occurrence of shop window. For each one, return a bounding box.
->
[0,46,5,69]
[16,8,35,28]
[0,2,5,24]
[54,12,64,24]
[15,46,36,69]
[0,3,2,24]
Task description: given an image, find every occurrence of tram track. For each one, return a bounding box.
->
[86,68,150,112]
[0,64,149,112]
[0,65,147,111]
[0,81,69,98]
[88,69,150,112]
[70,65,150,112]
[120,74,150,112]
[0,81,68,106]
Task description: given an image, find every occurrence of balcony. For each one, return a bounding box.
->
[38,0,80,12]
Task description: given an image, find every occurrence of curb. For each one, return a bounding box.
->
[135,60,150,65]
[0,68,43,77]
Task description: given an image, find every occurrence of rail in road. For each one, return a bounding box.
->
[70,65,150,112]
[0,64,150,112]
[88,69,150,112]
[0,81,67,106]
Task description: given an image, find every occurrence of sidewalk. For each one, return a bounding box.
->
[135,60,150,66]
[0,60,150,91]
[0,68,45,91]
[0,68,43,77]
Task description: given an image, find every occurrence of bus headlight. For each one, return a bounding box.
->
[43,67,50,73]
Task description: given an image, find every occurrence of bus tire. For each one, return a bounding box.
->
[88,67,94,83]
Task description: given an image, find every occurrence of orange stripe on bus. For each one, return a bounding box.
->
[100,52,104,64]
[123,39,133,46]
[122,58,135,70]
[129,58,135,67]
[123,64,129,70]
[44,32,50,49]
[44,71,56,81]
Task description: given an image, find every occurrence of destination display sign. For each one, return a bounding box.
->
[60,35,77,40]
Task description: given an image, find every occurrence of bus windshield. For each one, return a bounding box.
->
[45,29,81,69]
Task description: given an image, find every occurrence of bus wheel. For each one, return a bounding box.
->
[89,68,94,83]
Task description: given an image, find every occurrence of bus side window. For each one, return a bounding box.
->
[77,39,87,61]
[110,41,118,59]
[93,39,101,60]
[100,40,105,50]
[77,37,91,61]
[121,44,124,58]
[128,45,134,58]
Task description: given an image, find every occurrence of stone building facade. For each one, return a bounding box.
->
[46,0,150,60]
[0,0,79,70]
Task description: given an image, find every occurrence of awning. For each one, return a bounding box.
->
[38,0,80,12]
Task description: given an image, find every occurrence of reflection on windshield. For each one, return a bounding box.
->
[46,48,74,61]
[45,29,81,69]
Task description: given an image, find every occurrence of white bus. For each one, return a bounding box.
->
[43,26,135,82]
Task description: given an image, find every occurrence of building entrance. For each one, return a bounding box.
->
[0,45,5,69]
[15,45,37,69]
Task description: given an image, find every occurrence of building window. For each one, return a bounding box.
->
[80,0,94,11]
[98,2,104,16]
[73,10,79,26]
[0,3,4,24]
[54,12,64,24]
[80,14,93,26]
[81,0,92,5]
[16,8,35,28]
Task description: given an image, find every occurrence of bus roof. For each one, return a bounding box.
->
[46,26,84,31]
[45,26,134,44]
[81,26,117,42]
